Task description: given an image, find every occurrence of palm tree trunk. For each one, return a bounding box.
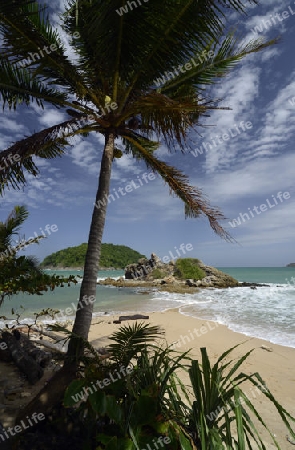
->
[17,132,115,422]
[66,130,115,360]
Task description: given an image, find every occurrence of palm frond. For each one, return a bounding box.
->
[107,322,165,366]
[122,133,160,159]
[0,116,97,194]
[123,92,205,149]
[122,134,232,241]
[5,205,29,234]
[0,0,89,100]
[0,58,67,109]
[161,35,279,94]
[65,0,258,111]
[0,205,29,251]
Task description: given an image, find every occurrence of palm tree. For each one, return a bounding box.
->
[0,0,276,351]
[0,205,76,307]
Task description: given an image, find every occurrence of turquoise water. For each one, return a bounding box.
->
[217,267,295,284]
[1,267,295,348]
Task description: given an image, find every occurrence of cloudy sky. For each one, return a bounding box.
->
[0,0,294,267]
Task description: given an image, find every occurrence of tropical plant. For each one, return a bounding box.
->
[0,205,77,307]
[63,322,193,450]
[185,345,295,449]
[0,0,277,353]
[60,327,295,450]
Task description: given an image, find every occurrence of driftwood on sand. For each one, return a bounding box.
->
[1,331,44,384]
[113,314,149,324]
[0,325,67,384]
[30,325,68,353]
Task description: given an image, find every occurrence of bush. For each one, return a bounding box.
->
[174,258,205,280]
[151,268,166,279]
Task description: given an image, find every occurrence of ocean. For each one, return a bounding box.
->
[1,267,294,349]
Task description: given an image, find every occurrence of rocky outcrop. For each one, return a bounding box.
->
[99,254,270,291]
[189,261,239,288]
[97,254,238,290]
[124,254,239,288]
[238,282,270,288]
[185,275,237,288]
[125,253,175,280]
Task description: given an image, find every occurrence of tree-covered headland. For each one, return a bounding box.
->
[41,243,146,269]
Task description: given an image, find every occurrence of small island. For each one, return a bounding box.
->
[286,263,295,267]
[41,243,146,270]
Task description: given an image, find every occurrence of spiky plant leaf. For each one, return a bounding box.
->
[107,322,164,366]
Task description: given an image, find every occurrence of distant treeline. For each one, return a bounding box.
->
[41,243,146,269]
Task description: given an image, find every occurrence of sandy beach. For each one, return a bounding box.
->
[89,309,295,449]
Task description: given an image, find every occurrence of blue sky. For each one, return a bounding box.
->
[0,0,295,267]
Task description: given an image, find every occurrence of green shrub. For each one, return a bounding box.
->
[151,268,166,279]
[174,258,205,280]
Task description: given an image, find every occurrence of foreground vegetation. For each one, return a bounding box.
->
[0,206,77,307]
[12,323,295,449]
[41,243,146,269]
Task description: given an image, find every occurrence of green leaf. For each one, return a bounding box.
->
[234,388,246,450]
[179,429,194,450]
[105,395,123,424]
[63,379,86,407]
[88,389,107,415]
[131,393,158,427]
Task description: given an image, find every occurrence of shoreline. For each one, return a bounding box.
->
[90,306,295,350]
[43,267,124,271]
[1,299,294,350]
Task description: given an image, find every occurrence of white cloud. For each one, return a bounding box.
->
[189,63,260,173]
[190,58,295,173]
[0,117,26,134]
[228,199,295,246]
[68,140,101,175]
[38,109,66,128]
[199,152,295,203]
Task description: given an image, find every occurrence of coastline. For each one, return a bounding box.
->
[88,309,295,448]
[43,267,122,271]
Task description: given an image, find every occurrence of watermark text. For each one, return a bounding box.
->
[228,191,291,228]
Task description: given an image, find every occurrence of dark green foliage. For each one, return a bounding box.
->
[41,243,146,269]
[0,206,77,306]
[63,322,192,449]
[107,322,165,366]
[174,258,206,280]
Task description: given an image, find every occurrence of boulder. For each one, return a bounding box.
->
[125,253,174,280]
[185,279,198,287]
[196,261,239,287]
[162,275,178,284]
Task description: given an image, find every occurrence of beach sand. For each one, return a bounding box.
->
[89,309,295,449]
